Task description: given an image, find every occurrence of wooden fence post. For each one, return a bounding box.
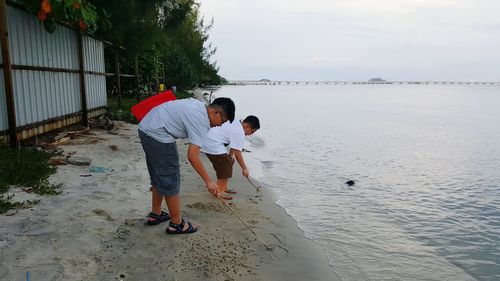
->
[162,63,165,85]
[0,0,17,148]
[135,54,139,101]
[77,33,88,126]
[115,52,121,107]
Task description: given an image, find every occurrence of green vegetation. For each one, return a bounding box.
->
[22,0,224,108]
[0,194,41,214]
[21,0,224,93]
[107,96,139,123]
[20,0,105,34]
[0,147,61,214]
[173,89,195,99]
[0,147,56,187]
[94,0,225,93]
[31,181,63,195]
[23,0,225,93]
[0,195,16,214]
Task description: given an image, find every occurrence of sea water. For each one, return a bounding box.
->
[213,84,500,281]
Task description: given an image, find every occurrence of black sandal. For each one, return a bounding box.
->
[166,219,198,234]
[146,211,170,225]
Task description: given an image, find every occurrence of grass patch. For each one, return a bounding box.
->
[32,180,63,195]
[107,96,138,123]
[0,147,60,214]
[0,194,41,213]
[0,147,56,187]
[0,180,8,193]
[175,90,195,99]
[0,195,16,214]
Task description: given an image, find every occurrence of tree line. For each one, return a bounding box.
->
[21,0,225,93]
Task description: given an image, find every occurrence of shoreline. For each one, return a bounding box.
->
[0,123,337,280]
[197,87,339,279]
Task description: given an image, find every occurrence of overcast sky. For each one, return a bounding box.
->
[198,0,500,81]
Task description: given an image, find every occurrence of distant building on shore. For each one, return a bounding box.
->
[368,78,386,83]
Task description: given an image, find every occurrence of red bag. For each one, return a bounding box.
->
[130,90,177,121]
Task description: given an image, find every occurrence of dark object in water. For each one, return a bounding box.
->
[345,180,355,186]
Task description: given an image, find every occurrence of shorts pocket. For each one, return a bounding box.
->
[156,161,180,188]
[151,142,180,195]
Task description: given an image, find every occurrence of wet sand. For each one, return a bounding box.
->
[0,121,338,280]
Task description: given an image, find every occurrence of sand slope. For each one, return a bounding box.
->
[0,122,338,281]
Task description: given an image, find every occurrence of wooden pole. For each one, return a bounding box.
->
[162,63,165,85]
[217,196,273,251]
[114,52,121,107]
[0,0,17,148]
[247,178,261,193]
[134,54,139,101]
[77,33,88,126]
[155,59,159,93]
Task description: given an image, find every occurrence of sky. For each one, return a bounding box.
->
[198,0,500,81]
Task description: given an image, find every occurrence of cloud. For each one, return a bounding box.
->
[199,0,500,80]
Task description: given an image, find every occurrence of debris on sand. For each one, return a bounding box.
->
[67,156,92,166]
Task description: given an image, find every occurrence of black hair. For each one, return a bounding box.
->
[210,97,235,123]
[243,115,260,130]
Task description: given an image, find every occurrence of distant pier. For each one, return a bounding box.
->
[228,80,500,86]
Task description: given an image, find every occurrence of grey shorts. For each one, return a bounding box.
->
[139,129,180,196]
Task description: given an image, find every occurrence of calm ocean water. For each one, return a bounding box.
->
[214,84,500,281]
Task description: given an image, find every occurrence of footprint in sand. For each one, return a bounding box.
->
[268,243,289,261]
[92,209,114,221]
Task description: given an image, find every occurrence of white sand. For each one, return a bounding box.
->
[0,120,337,280]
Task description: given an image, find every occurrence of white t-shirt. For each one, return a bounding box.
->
[138,98,209,147]
[201,120,245,155]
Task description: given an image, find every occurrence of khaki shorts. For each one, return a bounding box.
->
[206,153,233,179]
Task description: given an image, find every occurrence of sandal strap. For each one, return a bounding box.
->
[166,219,197,234]
[168,219,186,231]
[185,222,195,233]
[149,211,168,219]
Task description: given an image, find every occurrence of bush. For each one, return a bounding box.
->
[0,147,60,214]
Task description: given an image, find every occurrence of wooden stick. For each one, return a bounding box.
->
[246,178,261,193]
[217,196,273,251]
[21,222,33,235]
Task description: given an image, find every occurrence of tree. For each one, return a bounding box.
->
[20,0,106,33]
[161,4,222,87]
[22,0,225,91]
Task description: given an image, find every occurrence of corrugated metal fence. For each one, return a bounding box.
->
[0,2,106,144]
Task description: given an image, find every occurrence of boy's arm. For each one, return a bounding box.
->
[188,144,218,194]
[230,148,249,178]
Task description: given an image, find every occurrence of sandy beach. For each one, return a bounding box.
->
[0,119,338,281]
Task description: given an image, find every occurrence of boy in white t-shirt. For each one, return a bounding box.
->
[201,116,260,199]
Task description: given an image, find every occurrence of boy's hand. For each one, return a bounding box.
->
[242,168,249,178]
[207,181,218,195]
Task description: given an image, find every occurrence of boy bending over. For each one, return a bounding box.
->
[139,97,235,234]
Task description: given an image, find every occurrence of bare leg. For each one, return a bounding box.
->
[165,194,196,232]
[165,194,181,224]
[217,179,229,194]
[151,185,163,214]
